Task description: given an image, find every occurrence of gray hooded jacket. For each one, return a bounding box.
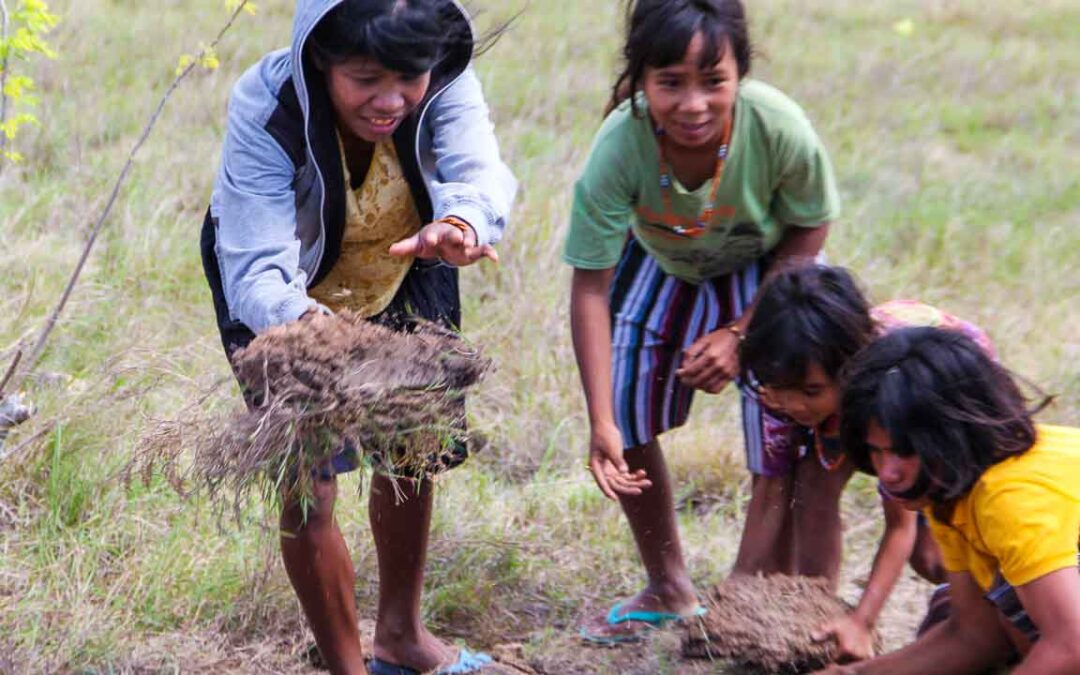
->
[201,0,517,348]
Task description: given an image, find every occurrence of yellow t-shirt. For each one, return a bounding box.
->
[926,424,1080,590]
[309,138,421,317]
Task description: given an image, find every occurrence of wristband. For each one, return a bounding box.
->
[434,217,474,268]
[437,216,473,236]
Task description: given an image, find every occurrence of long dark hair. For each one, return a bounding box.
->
[740,265,876,389]
[841,327,1047,506]
[609,0,753,115]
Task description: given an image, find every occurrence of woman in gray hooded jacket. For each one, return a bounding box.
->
[200,1,516,673]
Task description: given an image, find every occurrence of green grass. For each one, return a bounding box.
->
[1,0,1078,671]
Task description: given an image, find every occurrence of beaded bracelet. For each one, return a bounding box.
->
[437,216,473,236]
[725,323,746,342]
[433,216,475,269]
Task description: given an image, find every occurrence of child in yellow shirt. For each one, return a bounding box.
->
[822,327,1080,674]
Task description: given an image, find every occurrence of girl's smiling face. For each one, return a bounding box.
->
[867,420,928,509]
[761,362,841,429]
[642,32,739,151]
[325,56,431,142]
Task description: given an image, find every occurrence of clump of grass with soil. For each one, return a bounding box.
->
[684,575,882,674]
[136,311,489,513]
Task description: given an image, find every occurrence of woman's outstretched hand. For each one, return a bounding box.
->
[388,220,498,267]
[588,421,651,501]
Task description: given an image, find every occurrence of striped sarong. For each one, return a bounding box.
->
[609,238,793,474]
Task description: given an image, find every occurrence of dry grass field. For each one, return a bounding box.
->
[0,0,1077,671]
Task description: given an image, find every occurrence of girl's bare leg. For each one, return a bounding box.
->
[793,458,854,590]
[369,474,455,672]
[281,475,368,675]
[582,440,699,639]
[733,473,797,576]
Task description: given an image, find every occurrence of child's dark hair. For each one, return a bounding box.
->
[308,0,489,77]
[841,327,1044,505]
[610,0,753,115]
[739,265,875,389]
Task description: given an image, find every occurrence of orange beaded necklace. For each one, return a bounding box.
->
[653,115,734,238]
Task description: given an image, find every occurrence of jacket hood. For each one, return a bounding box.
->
[290,0,339,125]
[290,0,475,132]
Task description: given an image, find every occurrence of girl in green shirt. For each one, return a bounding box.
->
[563,0,839,643]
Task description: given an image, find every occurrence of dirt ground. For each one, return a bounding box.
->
[105,319,938,675]
[98,570,929,675]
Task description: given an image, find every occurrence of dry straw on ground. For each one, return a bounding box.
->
[683,574,881,674]
[135,311,490,511]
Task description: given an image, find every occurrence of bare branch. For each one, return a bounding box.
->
[12,0,251,389]
[0,420,52,463]
[0,349,20,397]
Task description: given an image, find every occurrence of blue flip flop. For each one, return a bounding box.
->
[367,657,418,675]
[434,649,493,674]
[579,601,709,645]
[367,648,493,675]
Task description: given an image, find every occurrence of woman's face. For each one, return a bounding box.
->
[325,56,431,142]
[867,420,928,510]
[761,362,841,429]
[641,32,739,151]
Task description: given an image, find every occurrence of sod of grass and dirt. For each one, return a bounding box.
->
[0,0,1077,672]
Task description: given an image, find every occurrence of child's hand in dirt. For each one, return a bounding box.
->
[588,421,651,501]
[388,220,498,266]
[676,327,740,393]
[812,614,875,663]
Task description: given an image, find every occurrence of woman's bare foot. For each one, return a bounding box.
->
[372,624,455,672]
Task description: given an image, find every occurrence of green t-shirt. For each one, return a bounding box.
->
[563,80,840,283]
